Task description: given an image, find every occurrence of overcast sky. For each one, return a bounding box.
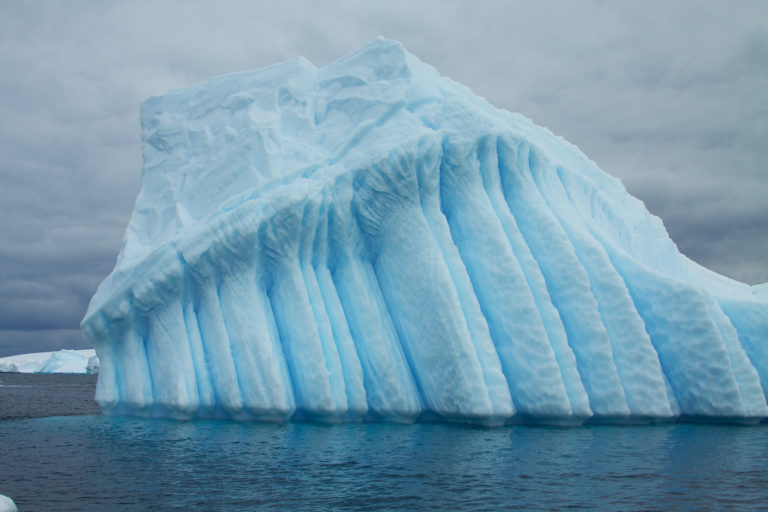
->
[0,0,766,356]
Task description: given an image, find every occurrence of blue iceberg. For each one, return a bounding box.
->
[82,39,768,425]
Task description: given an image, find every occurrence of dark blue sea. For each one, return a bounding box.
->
[1,374,767,511]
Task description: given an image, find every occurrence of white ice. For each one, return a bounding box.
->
[0,494,17,512]
[0,349,97,374]
[81,38,768,425]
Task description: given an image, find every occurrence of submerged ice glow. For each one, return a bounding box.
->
[81,39,768,424]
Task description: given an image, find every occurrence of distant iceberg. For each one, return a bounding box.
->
[82,38,768,425]
[0,349,98,374]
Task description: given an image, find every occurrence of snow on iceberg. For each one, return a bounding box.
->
[0,349,98,374]
[81,38,768,425]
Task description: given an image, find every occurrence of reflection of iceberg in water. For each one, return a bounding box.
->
[81,38,768,425]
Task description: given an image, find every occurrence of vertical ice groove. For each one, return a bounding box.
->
[607,249,747,417]
[532,161,674,419]
[557,178,685,416]
[662,371,681,416]
[438,135,571,419]
[414,136,515,422]
[113,311,154,412]
[192,269,244,415]
[330,246,423,420]
[496,135,629,417]
[265,282,301,414]
[476,135,591,419]
[573,177,759,419]
[251,277,297,418]
[260,205,336,419]
[179,267,216,415]
[312,195,368,419]
[214,282,248,413]
[268,263,336,418]
[261,288,297,408]
[329,184,423,421]
[298,196,348,417]
[141,331,156,410]
[217,269,282,418]
[364,254,425,417]
[353,147,498,420]
[87,314,120,410]
[213,212,297,419]
[720,298,768,400]
[145,299,198,416]
[313,264,369,418]
[93,341,119,409]
[705,298,768,417]
[368,259,428,405]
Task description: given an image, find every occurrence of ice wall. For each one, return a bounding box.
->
[82,39,768,424]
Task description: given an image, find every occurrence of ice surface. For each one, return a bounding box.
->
[0,349,97,374]
[0,494,17,512]
[81,38,768,424]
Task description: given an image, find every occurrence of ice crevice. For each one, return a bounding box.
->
[83,38,768,425]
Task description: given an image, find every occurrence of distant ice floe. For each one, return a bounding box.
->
[0,349,98,374]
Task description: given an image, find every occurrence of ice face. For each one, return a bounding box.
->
[81,38,768,424]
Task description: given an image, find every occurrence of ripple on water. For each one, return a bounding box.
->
[0,417,767,511]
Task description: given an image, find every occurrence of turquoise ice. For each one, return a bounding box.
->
[81,39,768,425]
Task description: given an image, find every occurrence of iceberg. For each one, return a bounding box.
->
[0,349,98,374]
[0,494,17,512]
[81,38,768,425]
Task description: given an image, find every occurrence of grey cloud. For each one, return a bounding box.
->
[0,329,89,358]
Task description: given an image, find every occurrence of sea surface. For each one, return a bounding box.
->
[1,374,767,511]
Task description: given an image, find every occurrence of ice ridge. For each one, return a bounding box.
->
[82,38,768,425]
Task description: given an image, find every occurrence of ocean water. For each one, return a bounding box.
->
[1,375,767,511]
[0,372,99,420]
